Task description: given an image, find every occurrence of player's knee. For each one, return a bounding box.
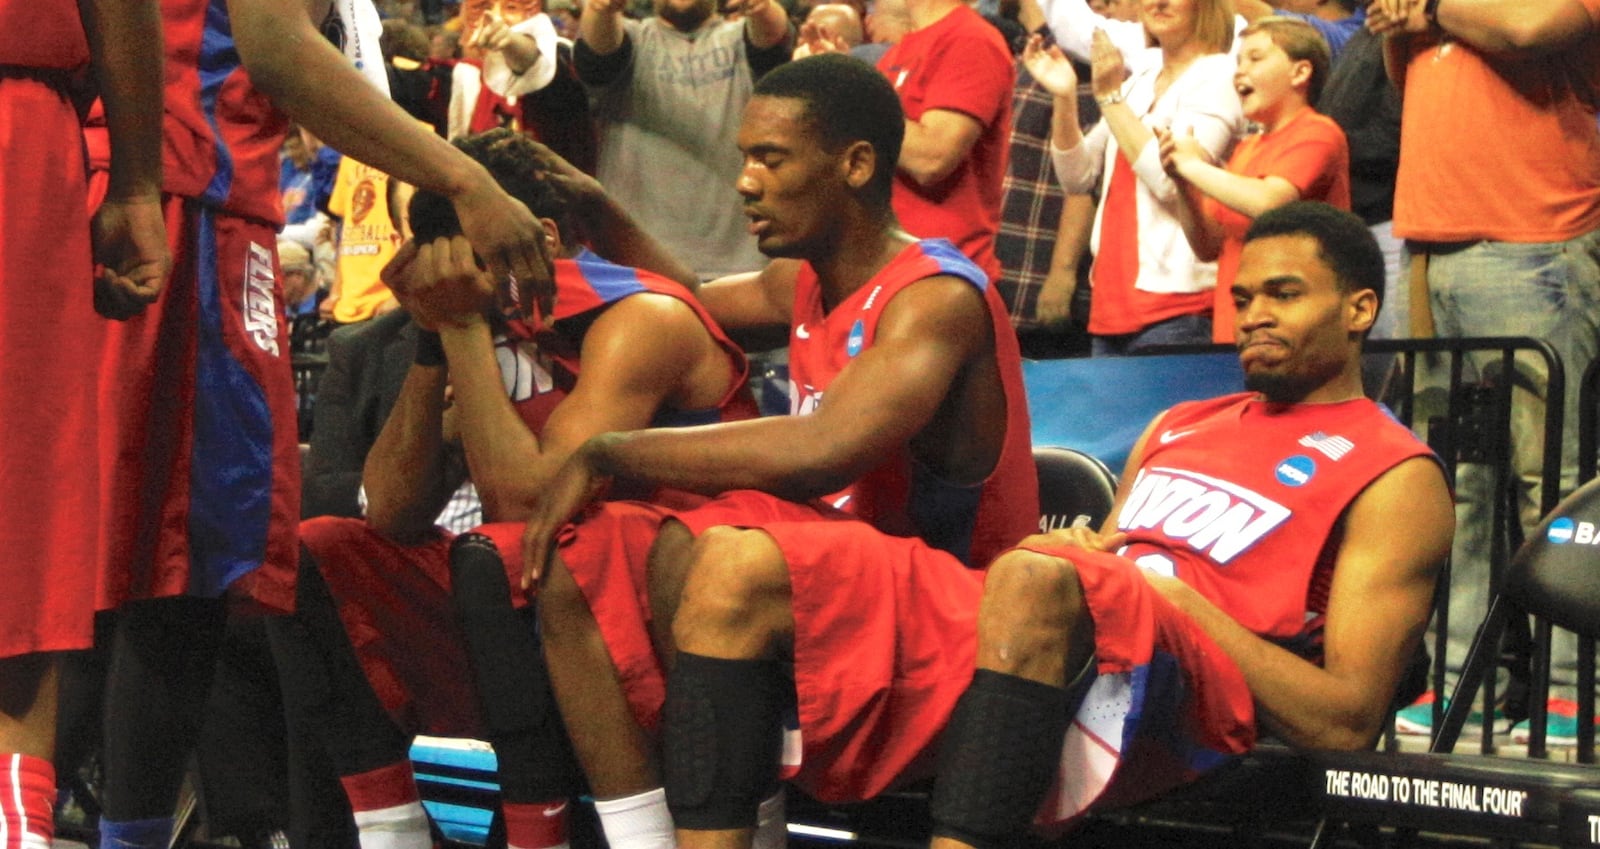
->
[645,520,696,612]
[647,518,696,579]
[673,527,790,647]
[984,549,1081,616]
[978,550,1086,667]
[536,552,590,642]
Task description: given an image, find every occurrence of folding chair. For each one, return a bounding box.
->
[1033,446,1118,535]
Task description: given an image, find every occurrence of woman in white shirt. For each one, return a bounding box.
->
[1025,0,1245,355]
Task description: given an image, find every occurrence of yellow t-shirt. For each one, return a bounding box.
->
[327,157,401,323]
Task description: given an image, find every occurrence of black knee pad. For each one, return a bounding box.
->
[929,670,1073,849]
[101,596,229,818]
[450,532,551,732]
[267,545,410,776]
[450,532,584,802]
[662,652,787,830]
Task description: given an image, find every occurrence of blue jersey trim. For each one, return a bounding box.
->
[188,209,274,596]
[569,247,648,311]
[197,0,239,206]
[918,238,990,292]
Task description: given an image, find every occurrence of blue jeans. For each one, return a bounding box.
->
[1421,227,1600,695]
[1090,312,1213,357]
[1367,220,1408,341]
[1362,220,1408,397]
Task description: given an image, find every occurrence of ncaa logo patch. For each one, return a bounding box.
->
[1275,455,1316,487]
[1548,518,1576,544]
[846,319,865,357]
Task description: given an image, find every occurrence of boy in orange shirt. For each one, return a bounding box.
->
[1158,16,1351,342]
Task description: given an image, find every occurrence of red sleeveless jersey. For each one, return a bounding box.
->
[160,0,290,225]
[1114,393,1437,653]
[0,1,87,67]
[787,238,1037,567]
[505,248,757,437]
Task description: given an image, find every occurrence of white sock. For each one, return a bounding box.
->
[752,789,786,849]
[593,787,675,849]
[351,801,433,849]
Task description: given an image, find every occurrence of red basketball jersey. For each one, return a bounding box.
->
[0,1,87,67]
[787,238,1037,567]
[1115,393,1436,650]
[504,248,758,435]
[161,0,290,225]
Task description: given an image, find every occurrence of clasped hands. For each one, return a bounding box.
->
[382,229,554,331]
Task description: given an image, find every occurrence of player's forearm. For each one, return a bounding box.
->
[1159,580,1393,750]
[362,363,458,540]
[437,322,550,523]
[580,417,869,502]
[1433,0,1597,52]
[580,7,626,55]
[231,0,494,201]
[80,0,164,200]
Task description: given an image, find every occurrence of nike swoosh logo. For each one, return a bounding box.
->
[795,323,811,339]
[542,802,568,818]
[1159,429,1196,444]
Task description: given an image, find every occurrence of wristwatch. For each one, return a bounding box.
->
[1095,91,1124,107]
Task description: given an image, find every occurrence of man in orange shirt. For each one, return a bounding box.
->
[1369,0,1600,736]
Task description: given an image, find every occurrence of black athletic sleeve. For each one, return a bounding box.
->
[744,23,794,80]
[573,32,635,87]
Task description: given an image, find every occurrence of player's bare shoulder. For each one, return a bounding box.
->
[876,272,993,352]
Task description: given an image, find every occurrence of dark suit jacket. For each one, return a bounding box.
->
[301,309,418,519]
